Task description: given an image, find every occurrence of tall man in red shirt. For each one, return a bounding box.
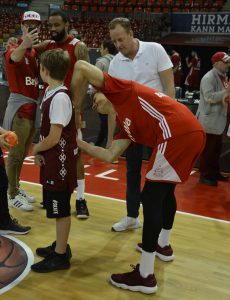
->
[185,50,201,91]
[36,10,90,218]
[3,11,41,211]
[72,60,206,294]
[169,49,182,87]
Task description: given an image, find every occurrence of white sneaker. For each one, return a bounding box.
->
[112,216,141,232]
[19,188,35,203]
[8,194,34,211]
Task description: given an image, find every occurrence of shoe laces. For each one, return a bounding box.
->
[10,217,19,225]
[130,264,137,270]
[77,199,87,209]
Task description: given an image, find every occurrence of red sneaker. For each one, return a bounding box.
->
[110,264,157,294]
[136,243,175,262]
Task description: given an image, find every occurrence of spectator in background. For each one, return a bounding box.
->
[185,50,201,91]
[94,39,117,147]
[197,52,230,186]
[3,11,41,211]
[104,17,175,232]
[69,28,82,41]
[169,49,182,87]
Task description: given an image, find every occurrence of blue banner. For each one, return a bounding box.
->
[171,13,230,34]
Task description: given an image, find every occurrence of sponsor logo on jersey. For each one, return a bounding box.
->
[25,77,38,87]
[123,118,135,142]
[52,199,59,214]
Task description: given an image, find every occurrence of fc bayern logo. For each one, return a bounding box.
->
[0,235,34,295]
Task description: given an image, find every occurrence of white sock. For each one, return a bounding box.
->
[139,250,156,278]
[158,229,171,248]
[76,179,85,200]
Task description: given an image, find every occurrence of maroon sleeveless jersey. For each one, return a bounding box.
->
[39,87,77,192]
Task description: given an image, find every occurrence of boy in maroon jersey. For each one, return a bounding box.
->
[31,49,77,273]
[72,60,206,294]
[35,10,90,218]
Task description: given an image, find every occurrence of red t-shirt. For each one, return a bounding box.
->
[4,40,39,119]
[98,73,204,147]
[45,36,80,89]
[171,52,182,86]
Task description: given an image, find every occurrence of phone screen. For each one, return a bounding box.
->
[28,27,37,33]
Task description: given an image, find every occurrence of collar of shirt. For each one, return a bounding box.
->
[119,40,143,61]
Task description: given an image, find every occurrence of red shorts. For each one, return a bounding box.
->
[146,131,206,183]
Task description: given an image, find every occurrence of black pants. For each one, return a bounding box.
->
[141,181,176,253]
[199,133,222,179]
[0,150,10,225]
[126,144,152,218]
[95,113,108,147]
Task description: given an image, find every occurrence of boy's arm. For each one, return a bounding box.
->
[32,124,63,155]
[77,138,131,163]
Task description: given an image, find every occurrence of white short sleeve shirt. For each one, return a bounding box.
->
[108,41,173,92]
[43,86,72,127]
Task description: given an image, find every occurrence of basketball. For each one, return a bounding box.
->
[0,236,28,290]
[4,131,18,147]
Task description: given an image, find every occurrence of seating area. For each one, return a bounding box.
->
[0,0,30,6]
[0,9,22,45]
[38,12,169,48]
[63,0,226,13]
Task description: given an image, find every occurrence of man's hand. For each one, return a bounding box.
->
[5,37,18,50]
[0,132,12,149]
[223,93,230,105]
[21,26,39,49]
[34,154,45,166]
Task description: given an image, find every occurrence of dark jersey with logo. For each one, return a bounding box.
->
[39,88,77,192]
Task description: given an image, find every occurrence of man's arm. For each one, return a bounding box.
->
[77,138,131,163]
[71,60,104,128]
[71,42,90,129]
[74,41,90,62]
[201,76,226,104]
[33,40,51,54]
[159,68,175,99]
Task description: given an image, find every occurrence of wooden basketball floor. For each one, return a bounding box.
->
[2,181,230,300]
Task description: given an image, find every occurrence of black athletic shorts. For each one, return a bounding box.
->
[43,188,72,218]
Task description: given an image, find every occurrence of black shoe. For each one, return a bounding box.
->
[31,252,70,273]
[36,241,72,259]
[76,199,89,219]
[40,201,46,209]
[0,218,31,235]
[216,173,229,182]
[199,177,218,186]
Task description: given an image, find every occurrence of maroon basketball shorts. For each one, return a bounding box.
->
[146,130,206,183]
[43,188,72,218]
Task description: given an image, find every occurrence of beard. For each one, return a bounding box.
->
[51,29,66,42]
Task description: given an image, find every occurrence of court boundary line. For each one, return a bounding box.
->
[21,180,230,225]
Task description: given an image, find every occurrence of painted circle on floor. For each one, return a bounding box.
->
[0,235,34,295]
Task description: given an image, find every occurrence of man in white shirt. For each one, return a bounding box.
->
[98,17,175,232]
